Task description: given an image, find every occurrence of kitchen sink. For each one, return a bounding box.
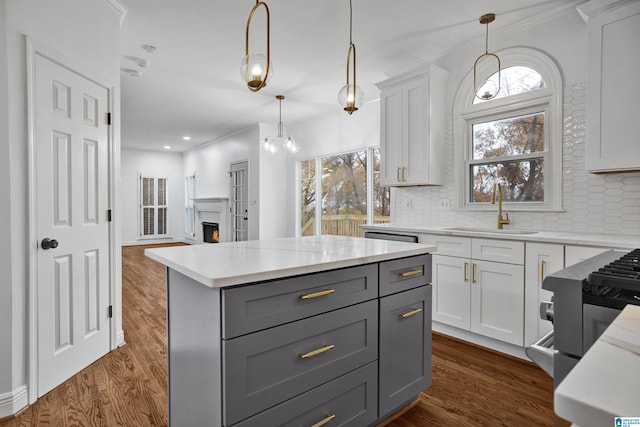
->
[444,227,538,235]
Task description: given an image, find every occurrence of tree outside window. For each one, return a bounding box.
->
[300,159,316,236]
[299,148,389,237]
[470,112,545,202]
[463,65,553,208]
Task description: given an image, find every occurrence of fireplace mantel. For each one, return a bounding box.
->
[193,197,229,243]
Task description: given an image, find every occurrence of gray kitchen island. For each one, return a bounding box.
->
[146,235,436,427]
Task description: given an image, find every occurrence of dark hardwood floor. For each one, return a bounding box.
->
[1,243,566,426]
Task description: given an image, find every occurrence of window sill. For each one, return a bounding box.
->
[456,205,565,213]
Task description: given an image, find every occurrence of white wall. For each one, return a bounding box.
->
[290,102,380,159]
[182,124,297,241]
[393,8,640,235]
[0,0,122,415]
[183,126,260,239]
[0,0,13,409]
[257,123,297,239]
[121,149,185,244]
[286,8,640,237]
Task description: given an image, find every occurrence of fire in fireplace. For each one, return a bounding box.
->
[202,222,219,243]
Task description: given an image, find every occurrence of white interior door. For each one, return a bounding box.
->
[230,161,249,241]
[34,53,111,397]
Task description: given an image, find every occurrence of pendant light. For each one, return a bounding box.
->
[263,95,299,154]
[473,13,501,101]
[338,0,364,114]
[240,1,272,92]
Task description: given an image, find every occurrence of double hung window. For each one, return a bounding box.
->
[140,174,169,238]
[455,49,562,211]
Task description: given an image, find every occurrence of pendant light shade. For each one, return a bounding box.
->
[473,13,501,101]
[338,0,364,114]
[241,1,272,92]
[263,95,299,154]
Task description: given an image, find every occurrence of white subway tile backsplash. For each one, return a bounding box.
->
[394,82,640,235]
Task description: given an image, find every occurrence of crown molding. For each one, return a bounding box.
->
[576,0,637,23]
[104,0,128,26]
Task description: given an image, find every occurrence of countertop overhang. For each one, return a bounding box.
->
[361,223,640,249]
[145,235,435,288]
[554,305,640,426]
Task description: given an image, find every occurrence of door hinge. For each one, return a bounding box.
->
[108,305,113,318]
[106,112,112,125]
[107,209,112,222]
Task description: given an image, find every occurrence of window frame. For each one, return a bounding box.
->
[139,173,170,239]
[453,47,563,212]
[295,146,389,237]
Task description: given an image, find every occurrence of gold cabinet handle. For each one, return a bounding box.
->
[471,263,476,283]
[402,166,406,182]
[400,308,422,318]
[300,289,335,300]
[541,260,546,281]
[300,344,335,359]
[397,167,401,182]
[311,414,336,427]
[400,268,422,278]
[464,262,468,282]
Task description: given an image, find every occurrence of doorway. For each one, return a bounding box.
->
[28,41,114,400]
[230,161,249,241]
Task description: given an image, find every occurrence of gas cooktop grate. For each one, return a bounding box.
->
[588,248,640,292]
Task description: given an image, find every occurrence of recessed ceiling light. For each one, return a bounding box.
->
[182,136,191,141]
[163,145,171,150]
[141,44,157,53]
[121,68,142,77]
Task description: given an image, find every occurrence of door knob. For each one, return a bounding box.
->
[41,238,59,250]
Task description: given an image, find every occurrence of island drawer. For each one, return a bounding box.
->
[222,263,378,338]
[231,361,378,427]
[379,254,432,296]
[222,300,378,426]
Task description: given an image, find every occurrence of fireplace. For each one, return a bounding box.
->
[193,198,228,243]
[202,222,219,243]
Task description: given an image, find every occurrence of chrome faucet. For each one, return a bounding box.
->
[491,183,510,229]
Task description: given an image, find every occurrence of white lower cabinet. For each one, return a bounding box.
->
[471,259,524,345]
[524,243,564,346]
[432,254,470,329]
[429,235,525,346]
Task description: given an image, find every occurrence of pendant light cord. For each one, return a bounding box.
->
[349,0,353,44]
[485,21,489,54]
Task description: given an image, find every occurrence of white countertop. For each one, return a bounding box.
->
[361,223,640,249]
[145,235,436,288]
[555,305,640,427]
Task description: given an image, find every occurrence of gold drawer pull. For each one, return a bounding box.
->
[400,269,422,278]
[472,263,477,284]
[300,344,335,359]
[311,414,336,427]
[541,260,546,281]
[300,289,335,300]
[400,308,422,318]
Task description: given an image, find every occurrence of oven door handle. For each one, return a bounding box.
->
[525,330,555,377]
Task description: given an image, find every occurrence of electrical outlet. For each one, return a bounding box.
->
[404,199,413,210]
[439,199,450,210]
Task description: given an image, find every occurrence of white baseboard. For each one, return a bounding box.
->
[121,237,188,246]
[0,384,28,419]
[432,322,527,360]
[117,329,126,347]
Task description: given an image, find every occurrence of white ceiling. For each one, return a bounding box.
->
[119,0,578,152]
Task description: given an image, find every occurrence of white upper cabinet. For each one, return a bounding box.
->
[579,0,640,172]
[376,65,448,186]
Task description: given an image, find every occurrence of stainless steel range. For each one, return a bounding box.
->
[526,249,640,388]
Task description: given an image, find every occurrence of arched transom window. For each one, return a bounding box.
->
[454,48,563,211]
